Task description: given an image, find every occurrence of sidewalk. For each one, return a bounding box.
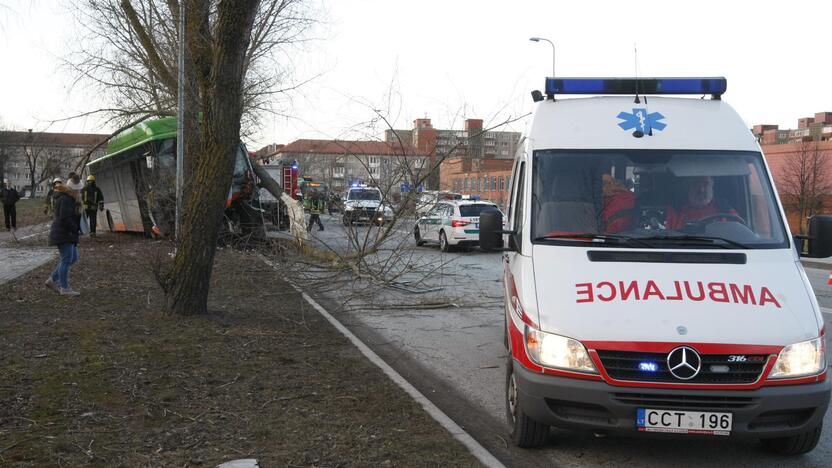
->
[0,247,55,286]
[0,222,51,245]
[0,223,55,286]
[801,256,832,271]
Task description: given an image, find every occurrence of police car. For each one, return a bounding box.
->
[478,77,832,454]
[414,200,502,251]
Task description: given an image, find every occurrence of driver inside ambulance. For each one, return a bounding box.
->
[665,175,738,230]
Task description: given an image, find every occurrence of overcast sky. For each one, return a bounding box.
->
[1,0,831,150]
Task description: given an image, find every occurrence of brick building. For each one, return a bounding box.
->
[751,113,832,233]
[752,112,832,145]
[439,157,513,209]
[760,140,832,233]
[385,117,521,190]
[0,130,108,197]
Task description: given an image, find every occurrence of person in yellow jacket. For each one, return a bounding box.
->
[307,192,324,232]
[80,175,104,236]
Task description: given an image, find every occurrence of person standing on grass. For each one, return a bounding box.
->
[1,179,20,232]
[81,175,104,237]
[65,172,84,198]
[44,178,62,215]
[45,181,81,296]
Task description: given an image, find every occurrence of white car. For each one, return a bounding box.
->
[342,186,393,225]
[414,200,502,252]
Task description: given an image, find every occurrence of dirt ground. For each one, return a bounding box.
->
[0,234,480,466]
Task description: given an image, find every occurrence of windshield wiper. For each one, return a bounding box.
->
[637,235,750,249]
[534,233,654,248]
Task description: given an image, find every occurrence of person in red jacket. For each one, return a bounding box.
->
[666,176,738,230]
[601,175,636,233]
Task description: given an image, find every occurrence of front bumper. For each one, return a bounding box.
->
[513,360,830,438]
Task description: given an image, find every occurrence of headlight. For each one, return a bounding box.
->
[344,204,354,211]
[769,337,825,379]
[525,326,597,373]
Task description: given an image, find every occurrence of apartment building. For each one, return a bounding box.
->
[752,112,832,145]
[267,139,428,195]
[0,130,107,196]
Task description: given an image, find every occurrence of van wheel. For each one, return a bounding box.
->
[439,230,452,252]
[760,423,822,455]
[414,226,425,246]
[506,360,549,447]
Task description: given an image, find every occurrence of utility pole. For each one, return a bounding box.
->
[175,2,186,241]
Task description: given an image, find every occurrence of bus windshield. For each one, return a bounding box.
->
[531,150,788,249]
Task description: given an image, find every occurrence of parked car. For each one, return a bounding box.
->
[414,199,502,252]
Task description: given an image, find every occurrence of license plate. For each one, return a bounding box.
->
[637,408,732,435]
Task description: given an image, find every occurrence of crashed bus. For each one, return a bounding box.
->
[86,117,260,237]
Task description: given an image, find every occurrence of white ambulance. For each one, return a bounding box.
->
[479,78,832,454]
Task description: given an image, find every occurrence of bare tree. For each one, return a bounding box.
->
[65,0,318,136]
[0,117,10,182]
[780,140,832,234]
[23,144,72,196]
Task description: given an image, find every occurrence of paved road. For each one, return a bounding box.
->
[296,215,832,467]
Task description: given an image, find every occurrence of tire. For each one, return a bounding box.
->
[342,215,350,226]
[414,226,425,246]
[106,210,114,232]
[506,360,549,447]
[439,230,452,252]
[760,423,823,455]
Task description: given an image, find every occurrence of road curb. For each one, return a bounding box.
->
[258,255,505,468]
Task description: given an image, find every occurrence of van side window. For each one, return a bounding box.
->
[513,162,526,235]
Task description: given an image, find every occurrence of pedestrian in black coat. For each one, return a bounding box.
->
[45,183,81,296]
[1,179,20,231]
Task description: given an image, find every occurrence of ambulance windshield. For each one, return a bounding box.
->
[531,150,788,249]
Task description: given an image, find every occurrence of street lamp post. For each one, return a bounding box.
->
[529,37,555,78]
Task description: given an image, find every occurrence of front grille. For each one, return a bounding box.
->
[612,393,758,410]
[597,350,768,384]
[348,209,379,219]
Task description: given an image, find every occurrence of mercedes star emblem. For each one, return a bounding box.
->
[667,346,702,380]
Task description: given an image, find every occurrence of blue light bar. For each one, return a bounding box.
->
[544,77,727,97]
[638,362,659,372]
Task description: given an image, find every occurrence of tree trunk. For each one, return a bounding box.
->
[164,0,260,315]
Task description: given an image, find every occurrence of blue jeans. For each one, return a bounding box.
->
[51,243,79,289]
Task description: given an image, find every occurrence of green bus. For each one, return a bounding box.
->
[86,117,259,237]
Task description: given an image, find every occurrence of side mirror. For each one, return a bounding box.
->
[808,215,832,258]
[479,209,504,251]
